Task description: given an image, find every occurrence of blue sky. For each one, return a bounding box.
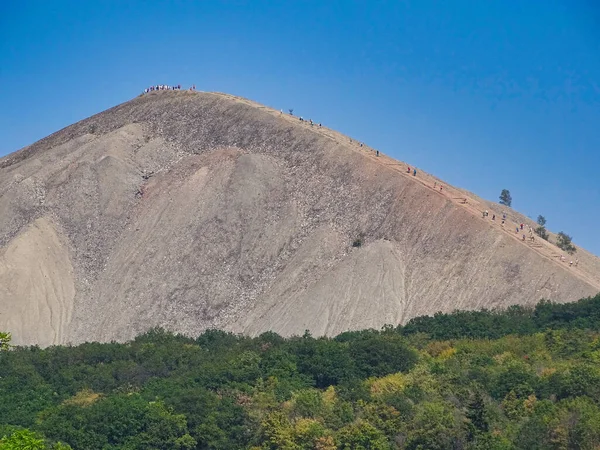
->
[1,0,599,255]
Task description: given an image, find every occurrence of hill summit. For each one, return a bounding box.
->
[1,90,599,346]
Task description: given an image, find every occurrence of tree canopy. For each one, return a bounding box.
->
[556,231,576,254]
[499,189,512,207]
[535,215,549,240]
[2,293,600,449]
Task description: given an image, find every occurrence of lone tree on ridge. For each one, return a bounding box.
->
[535,215,549,241]
[499,189,512,207]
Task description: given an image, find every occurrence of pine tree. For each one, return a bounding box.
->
[466,391,489,435]
[499,189,512,207]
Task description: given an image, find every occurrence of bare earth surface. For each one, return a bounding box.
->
[1,90,598,346]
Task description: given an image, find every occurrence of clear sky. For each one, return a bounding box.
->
[1,0,599,255]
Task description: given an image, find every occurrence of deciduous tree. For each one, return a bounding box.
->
[556,232,576,254]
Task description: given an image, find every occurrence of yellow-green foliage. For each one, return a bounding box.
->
[438,346,457,359]
[321,386,336,406]
[404,362,441,396]
[455,334,546,359]
[61,389,101,407]
[260,413,332,450]
[369,373,406,398]
[425,340,455,358]
[0,332,11,351]
[0,429,72,450]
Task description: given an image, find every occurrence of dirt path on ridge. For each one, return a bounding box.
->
[209,92,600,292]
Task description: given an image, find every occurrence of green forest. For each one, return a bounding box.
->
[2,294,600,450]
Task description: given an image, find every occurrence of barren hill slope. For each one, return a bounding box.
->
[1,90,598,346]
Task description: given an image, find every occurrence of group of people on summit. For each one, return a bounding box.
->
[143,84,196,94]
